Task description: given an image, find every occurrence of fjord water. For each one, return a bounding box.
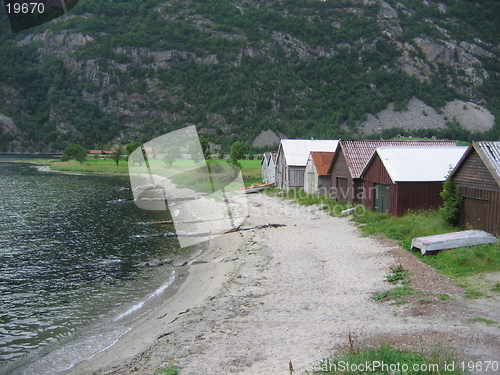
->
[0,161,189,374]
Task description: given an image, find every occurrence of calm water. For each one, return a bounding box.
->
[0,161,195,374]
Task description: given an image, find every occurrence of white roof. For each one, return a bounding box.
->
[280,139,339,166]
[375,147,468,182]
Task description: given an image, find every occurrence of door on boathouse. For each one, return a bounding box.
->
[374,183,389,213]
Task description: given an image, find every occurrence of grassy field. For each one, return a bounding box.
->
[36,157,262,187]
[210,159,262,186]
[42,158,130,173]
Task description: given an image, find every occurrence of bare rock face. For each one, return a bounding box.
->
[252,130,283,148]
[378,1,403,38]
[395,36,492,100]
[379,1,398,18]
[0,114,20,135]
[357,97,495,136]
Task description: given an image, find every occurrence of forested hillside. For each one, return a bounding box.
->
[0,0,499,152]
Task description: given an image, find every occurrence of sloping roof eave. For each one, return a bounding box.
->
[475,142,500,187]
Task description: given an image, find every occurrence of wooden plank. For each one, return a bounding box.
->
[454,150,500,192]
[330,148,351,200]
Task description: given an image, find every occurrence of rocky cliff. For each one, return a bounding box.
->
[0,0,498,152]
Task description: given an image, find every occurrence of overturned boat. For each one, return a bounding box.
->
[411,230,499,255]
[240,182,275,194]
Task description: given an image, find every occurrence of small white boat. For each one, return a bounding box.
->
[411,230,499,255]
[240,182,275,194]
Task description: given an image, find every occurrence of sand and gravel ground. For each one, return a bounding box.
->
[68,193,500,375]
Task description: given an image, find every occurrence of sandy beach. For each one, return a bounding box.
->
[65,193,500,375]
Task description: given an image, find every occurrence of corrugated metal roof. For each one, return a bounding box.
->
[374,147,468,182]
[280,139,339,166]
[310,152,335,176]
[338,139,458,178]
[476,141,500,183]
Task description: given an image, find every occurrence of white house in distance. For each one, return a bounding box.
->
[261,151,277,182]
[304,151,335,195]
[275,139,339,190]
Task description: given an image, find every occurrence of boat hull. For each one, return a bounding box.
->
[411,230,498,255]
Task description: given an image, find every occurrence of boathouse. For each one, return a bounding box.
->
[275,139,338,190]
[451,141,500,236]
[261,151,277,183]
[328,140,458,204]
[304,152,334,195]
[361,147,467,216]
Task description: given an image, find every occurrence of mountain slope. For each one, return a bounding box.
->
[0,0,499,152]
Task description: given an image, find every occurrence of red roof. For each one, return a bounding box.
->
[310,152,335,176]
[330,139,457,178]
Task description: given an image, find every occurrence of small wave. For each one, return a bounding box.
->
[6,324,130,375]
[114,273,175,322]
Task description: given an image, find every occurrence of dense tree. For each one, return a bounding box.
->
[229,141,247,166]
[127,142,144,166]
[126,141,142,156]
[111,145,124,166]
[164,145,180,167]
[60,144,88,163]
[440,176,463,226]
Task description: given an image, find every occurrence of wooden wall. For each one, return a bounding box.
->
[363,153,445,216]
[453,149,500,235]
[394,182,444,216]
[362,154,392,211]
[276,148,285,189]
[454,151,500,192]
[362,155,392,184]
[330,148,355,203]
[458,187,500,235]
[289,166,306,189]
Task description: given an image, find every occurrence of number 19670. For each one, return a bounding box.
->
[6,2,45,14]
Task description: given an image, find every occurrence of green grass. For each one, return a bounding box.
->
[373,285,424,305]
[45,158,130,173]
[313,344,466,374]
[153,367,180,375]
[468,317,499,326]
[268,189,363,216]
[236,159,261,169]
[372,264,425,305]
[385,264,407,283]
[37,158,261,187]
[352,209,456,249]
[211,159,262,186]
[420,243,500,278]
